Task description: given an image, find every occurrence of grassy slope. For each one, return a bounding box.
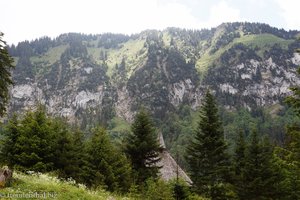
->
[195,33,294,75]
[87,38,147,78]
[1,172,130,200]
[26,31,294,81]
[30,45,69,77]
[30,45,69,66]
[109,117,131,133]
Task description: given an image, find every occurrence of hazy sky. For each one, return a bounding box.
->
[1,0,300,45]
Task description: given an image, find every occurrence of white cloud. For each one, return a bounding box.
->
[154,2,200,29]
[203,0,244,28]
[276,0,300,30]
[1,0,202,44]
[1,0,296,44]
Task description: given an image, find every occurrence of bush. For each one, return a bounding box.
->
[142,178,173,200]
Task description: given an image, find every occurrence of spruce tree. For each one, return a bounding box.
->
[84,127,132,192]
[13,106,54,172]
[50,118,75,178]
[242,131,283,199]
[125,109,161,184]
[233,130,247,198]
[234,130,246,176]
[274,124,300,200]
[0,32,14,117]
[0,114,20,168]
[67,128,88,184]
[282,50,300,198]
[186,90,231,199]
[285,125,300,199]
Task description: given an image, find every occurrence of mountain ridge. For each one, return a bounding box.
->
[7,22,300,126]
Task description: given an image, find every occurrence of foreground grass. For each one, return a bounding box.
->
[0,172,130,200]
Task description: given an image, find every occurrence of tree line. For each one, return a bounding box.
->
[0,107,163,193]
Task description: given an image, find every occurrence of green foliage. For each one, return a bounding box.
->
[186,91,232,199]
[83,127,132,192]
[50,120,85,181]
[125,109,162,184]
[107,117,131,147]
[0,32,14,116]
[276,49,300,199]
[0,106,132,193]
[170,179,191,200]
[222,106,299,149]
[10,106,55,172]
[234,131,284,199]
[274,115,300,199]
[0,107,79,174]
[233,34,292,50]
[232,130,246,197]
[0,114,20,167]
[142,178,173,200]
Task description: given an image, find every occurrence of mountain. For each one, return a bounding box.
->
[7,22,300,127]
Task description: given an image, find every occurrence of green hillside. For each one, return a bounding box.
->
[195,33,294,75]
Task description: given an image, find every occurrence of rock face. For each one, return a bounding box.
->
[7,22,300,125]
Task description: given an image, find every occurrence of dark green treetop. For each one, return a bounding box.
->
[186,90,231,199]
[125,109,162,184]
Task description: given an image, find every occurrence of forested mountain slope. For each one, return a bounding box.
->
[7,22,300,128]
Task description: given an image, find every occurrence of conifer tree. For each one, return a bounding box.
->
[234,130,246,176]
[13,106,54,172]
[50,118,75,178]
[233,130,247,198]
[274,126,300,200]
[284,125,300,199]
[125,109,161,184]
[84,127,132,192]
[0,32,14,117]
[242,131,283,199]
[67,128,88,183]
[0,114,20,168]
[186,90,231,199]
[277,48,300,199]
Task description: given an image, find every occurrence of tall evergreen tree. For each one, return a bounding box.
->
[186,90,231,199]
[0,32,14,117]
[125,109,161,184]
[233,130,246,198]
[242,131,283,199]
[50,118,75,178]
[234,130,246,177]
[13,106,54,172]
[84,127,132,192]
[67,128,88,183]
[274,125,300,200]
[0,114,20,168]
[1,106,54,171]
[278,48,300,199]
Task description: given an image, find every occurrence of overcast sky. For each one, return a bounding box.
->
[1,0,300,45]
